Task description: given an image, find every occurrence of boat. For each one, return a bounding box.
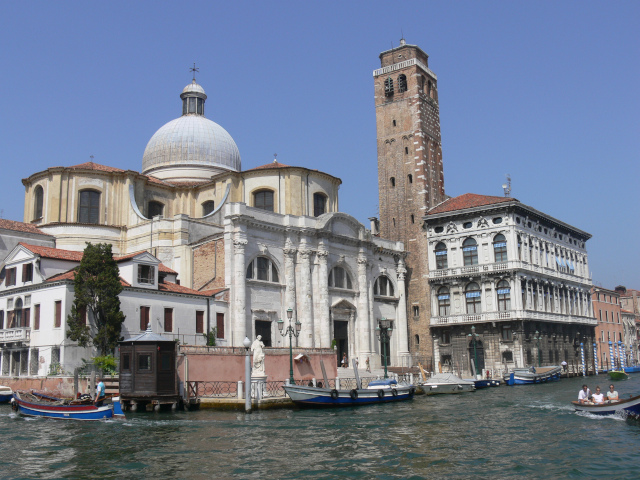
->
[608,370,629,381]
[419,373,475,395]
[572,394,640,418]
[504,366,562,385]
[464,378,500,389]
[0,386,13,403]
[283,379,415,407]
[11,390,125,420]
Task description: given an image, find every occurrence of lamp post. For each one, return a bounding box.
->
[533,330,542,367]
[243,336,251,414]
[468,326,479,378]
[375,318,393,379]
[277,308,301,385]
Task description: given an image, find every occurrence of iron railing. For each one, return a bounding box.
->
[187,381,238,398]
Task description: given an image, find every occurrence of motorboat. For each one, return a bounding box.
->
[608,370,629,381]
[283,379,415,407]
[464,378,500,389]
[11,390,125,420]
[419,373,475,395]
[0,386,13,403]
[572,394,640,418]
[504,366,562,385]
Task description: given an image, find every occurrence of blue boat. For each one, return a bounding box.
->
[12,390,125,420]
[573,394,640,418]
[283,379,415,407]
[465,379,500,389]
[504,366,562,385]
[0,386,13,403]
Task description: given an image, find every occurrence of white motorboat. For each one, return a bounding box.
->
[419,373,476,395]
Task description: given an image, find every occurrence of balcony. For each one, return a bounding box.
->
[431,309,598,327]
[429,260,591,283]
[0,327,31,344]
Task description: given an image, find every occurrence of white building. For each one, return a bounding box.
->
[0,243,225,376]
[424,193,596,375]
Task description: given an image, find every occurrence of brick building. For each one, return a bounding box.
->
[373,39,445,365]
[592,286,626,370]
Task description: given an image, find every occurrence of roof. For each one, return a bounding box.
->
[0,219,52,236]
[46,269,131,286]
[199,287,227,297]
[123,326,173,343]
[158,282,218,296]
[248,161,291,171]
[427,193,513,215]
[68,162,125,173]
[20,243,84,262]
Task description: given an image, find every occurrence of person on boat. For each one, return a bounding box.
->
[591,386,605,404]
[606,384,619,402]
[578,384,591,404]
[95,377,106,407]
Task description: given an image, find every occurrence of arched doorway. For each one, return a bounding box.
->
[331,300,356,368]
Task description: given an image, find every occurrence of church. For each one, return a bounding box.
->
[1,72,409,376]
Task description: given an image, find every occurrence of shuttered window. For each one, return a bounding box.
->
[164,308,173,332]
[34,305,40,330]
[54,301,62,328]
[140,306,150,330]
[216,312,225,339]
[195,311,204,334]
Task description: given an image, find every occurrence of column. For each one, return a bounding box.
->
[316,243,330,348]
[283,239,297,329]
[298,235,313,348]
[357,250,372,357]
[396,257,410,356]
[233,237,248,346]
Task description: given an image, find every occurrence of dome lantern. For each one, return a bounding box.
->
[180,79,207,116]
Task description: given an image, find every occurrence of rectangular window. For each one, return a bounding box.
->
[501,325,512,341]
[196,310,204,334]
[121,354,130,371]
[216,312,225,339]
[412,306,420,318]
[78,190,100,224]
[140,306,150,330]
[23,307,30,328]
[605,311,608,322]
[137,353,151,371]
[34,305,40,330]
[137,265,155,284]
[0,311,3,329]
[54,301,62,328]
[6,268,16,286]
[164,308,173,332]
[22,263,33,283]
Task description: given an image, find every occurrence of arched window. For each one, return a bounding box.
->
[148,201,164,218]
[329,266,353,290]
[435,242,448,270]
[465,282,481,314]
[202,200,215,216]
[246,256,279,283]
[13,298,23,328]
[313,193,327,217]
[33,186,44,220]
[493,234,508,262]
[437,286,450,316]
[253,190,274,212]
[78,190,100,224]
[407,174,412,183]
[384,77,394,96]
[415,334,420,345]
[390,177,396,187]
[497,280,511,311]
[374,275,395,297]
[463,238,478,266]
[398,74,407,93]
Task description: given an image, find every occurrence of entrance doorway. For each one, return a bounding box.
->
[468,340,485,374]
[255,320,272,347]
[333,320,348,366]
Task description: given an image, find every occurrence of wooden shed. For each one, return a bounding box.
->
[119,327,179,411]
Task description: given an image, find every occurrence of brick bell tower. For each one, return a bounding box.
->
[373,39,445,365]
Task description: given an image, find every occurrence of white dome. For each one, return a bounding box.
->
[141,80,241,180]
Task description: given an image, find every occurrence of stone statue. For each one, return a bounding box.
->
[251,335,265,375]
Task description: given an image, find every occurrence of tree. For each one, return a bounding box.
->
[67,243,126,356]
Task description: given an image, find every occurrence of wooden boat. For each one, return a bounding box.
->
[0,386,13,403]
[572,394,640,417]
[419,373,475,395]
[608,370,629,381]
[11,390,125,420]
[504,366,562,385]
[283,379,415,407]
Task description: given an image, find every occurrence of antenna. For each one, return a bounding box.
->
[502,174,512,197]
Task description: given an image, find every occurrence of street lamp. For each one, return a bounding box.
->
[468,326,480,378]
[375,318,393,379]
[533,330,542,367]
[243,336,251,414]
[277,308,301,385]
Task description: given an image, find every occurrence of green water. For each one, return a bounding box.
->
[1,375,639,479]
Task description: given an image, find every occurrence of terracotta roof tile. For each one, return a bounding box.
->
[20,243,84,261]
[427,193,515,215]
[68,162,125,173]
[46,269,131,286]
[158,264,178,274]
[247,161,291,171]
[199,287,228,296]
[0,219,53,236]
[158,282,215,296]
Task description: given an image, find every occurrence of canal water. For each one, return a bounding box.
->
[1,374,640,479]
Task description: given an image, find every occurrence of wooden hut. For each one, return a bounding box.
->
[119,326,179,412]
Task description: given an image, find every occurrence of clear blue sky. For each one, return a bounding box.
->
[0,2,638,289]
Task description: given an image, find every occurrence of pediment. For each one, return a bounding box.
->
[316,213,363,239]
[2,245,36,266]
